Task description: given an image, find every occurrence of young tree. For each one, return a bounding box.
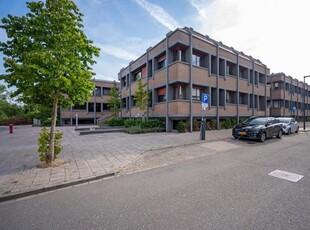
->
[107,81,120,118]
[0,0,100,163]
[133,78,149,120]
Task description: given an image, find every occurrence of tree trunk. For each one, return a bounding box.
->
[47,98,58,163]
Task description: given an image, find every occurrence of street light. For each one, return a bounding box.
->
[303,75,310,130]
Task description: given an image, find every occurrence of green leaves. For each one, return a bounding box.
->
[107,81,120,118]
[133,78,150,118]
[0,0,100,108]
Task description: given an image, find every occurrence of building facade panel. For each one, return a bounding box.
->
[192,37,216,55]
[219,49,237,63]
[168,62,190,83]
[149,41,165,58]
[119,27,271,131]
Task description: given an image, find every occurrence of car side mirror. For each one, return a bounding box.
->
[265,123,271,127]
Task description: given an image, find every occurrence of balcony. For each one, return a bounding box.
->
[168,62,190,83]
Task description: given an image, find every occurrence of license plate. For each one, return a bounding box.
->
[239,131,247,135]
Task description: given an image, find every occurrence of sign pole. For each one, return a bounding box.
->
[200,94,209,140]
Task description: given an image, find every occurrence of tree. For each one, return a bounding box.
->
[0,0,100,163]
[107,81,120,118]
[133,78,150,120]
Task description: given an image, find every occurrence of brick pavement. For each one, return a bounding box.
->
[0,125,232,201]
[1,123,309,202]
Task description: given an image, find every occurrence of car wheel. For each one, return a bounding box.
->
[287,128,291,135]
[259,132,266,142]
[296,127,299,133]
[277,129,283,139]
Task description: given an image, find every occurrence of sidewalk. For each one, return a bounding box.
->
[0,125,232,202]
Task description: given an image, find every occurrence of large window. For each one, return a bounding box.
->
[73,103,87,110]
[88,103,94,112]
[94,87,101,96]
[102,103,109,110]
[133,71,141,82]
[96,103,101,112]
[192,87,202,100]
[157,87,166,102]
[157,55,166,70]
[102,87,110,95]
[173,85,186,100]
[192,54,201,67]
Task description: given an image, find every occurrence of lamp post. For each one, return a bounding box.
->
[303,75,310,130]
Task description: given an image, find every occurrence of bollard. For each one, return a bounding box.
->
[200,118,206,140]
[9,123,13,134]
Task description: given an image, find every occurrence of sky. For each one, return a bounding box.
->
[1,0,310,84]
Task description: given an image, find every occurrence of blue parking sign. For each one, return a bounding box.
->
[202,93,209,104]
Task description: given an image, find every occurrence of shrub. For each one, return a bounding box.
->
[176,121,187,133]
[0,116,31,126]
[38,127,63,163]
[124,126,165,134]
[124,119,142,128]
[140,119,164,129]
[106,118,125,126]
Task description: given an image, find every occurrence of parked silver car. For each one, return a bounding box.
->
[278,117,299,135]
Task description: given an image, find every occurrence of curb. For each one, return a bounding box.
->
[0,172,115,203]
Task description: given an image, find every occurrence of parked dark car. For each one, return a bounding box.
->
[232,117,283,142]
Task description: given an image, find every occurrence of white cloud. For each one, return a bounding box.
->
[189,0,310,81]
[97,44,138,61]
[133,0,180,31]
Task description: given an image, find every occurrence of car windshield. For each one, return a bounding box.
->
[278,118,290,123]
[243,118,267,125]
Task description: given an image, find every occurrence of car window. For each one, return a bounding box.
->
[279,118,290,123]
[244,118,267,125]
[274,119,280,124]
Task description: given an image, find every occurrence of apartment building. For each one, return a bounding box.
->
[268,72,310,119]
[60,79,116,125]
[119,27,271,132]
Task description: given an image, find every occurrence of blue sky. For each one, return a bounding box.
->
[1,0,310,84]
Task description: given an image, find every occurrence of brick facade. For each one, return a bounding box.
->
[60,79,117,125]
[119,27,271,131]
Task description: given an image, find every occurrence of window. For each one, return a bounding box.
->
[157,55,166,70]
[148,91,152,108]
[134,71,141,81]
[192,87,202,100]
[88,103,94,112]
[122,77,127,87]
[73,103,86,110]
[102,103,109,110]
[96,103,101,112]
[239,93,247,105]
[122,98,126,108]
[173,85,186,100]
[274,82,279,90]
[273,100,280,108]
[157,87,166,102]
[192,54,201,67]
[102,87,110,95]
[94,87,101,96]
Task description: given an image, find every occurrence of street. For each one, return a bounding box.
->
[1,131,310,230]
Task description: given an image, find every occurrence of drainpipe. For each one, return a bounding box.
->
[236,51,240,124]
[189,28,193,132]
[251,59,255,116]
[165,32,170,132]
[146,47,151,119]
[129,61,133,119]
[264,66,267,117]
[216,42,220,130]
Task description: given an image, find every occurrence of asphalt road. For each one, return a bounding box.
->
[1,132,310,230]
